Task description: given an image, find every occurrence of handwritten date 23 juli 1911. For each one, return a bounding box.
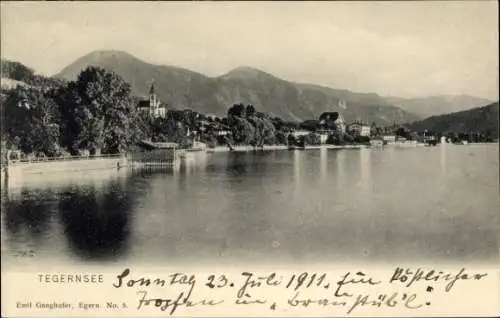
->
[206,271,378,297]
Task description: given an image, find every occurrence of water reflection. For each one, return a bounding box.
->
[3,190,55,241]
[225,151,275,177]
[293,150,302,193]
[1,171,142,263]
[180,152,209,178]
[2,146,499,267]
[440,142,447,177]
[320,148,328,184]
[58,182,133,261]
[359,148,372,193]
[336,150,346,188]
[226,152,249,176]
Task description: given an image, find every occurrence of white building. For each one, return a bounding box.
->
[291,130,311,138]
[347,121,371,137]
[383,135,397,143]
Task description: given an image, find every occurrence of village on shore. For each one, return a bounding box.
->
[0,65,495,169]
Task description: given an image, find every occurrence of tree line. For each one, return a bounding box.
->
[2,66,141,157]
[0,65,374,159]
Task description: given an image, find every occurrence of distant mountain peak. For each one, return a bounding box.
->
[231,66,262,73]
[221,66,278,80]
[82,49,137,59]
[54,50,147,80]
[71,50,144,66]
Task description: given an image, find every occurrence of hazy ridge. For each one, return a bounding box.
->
[407,102,499,134]
[55,50,422,124]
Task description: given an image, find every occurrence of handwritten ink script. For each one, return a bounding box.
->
[111,267,488,315]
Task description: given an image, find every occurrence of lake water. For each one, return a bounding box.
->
[1,144,499,270]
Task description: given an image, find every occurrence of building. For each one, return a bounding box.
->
[382,135,397,143]
[318,112,346,134]
[347,121,371,137]
[290,130,311,138]
[202,121,231,137]
[136,83,166,119]
[319,133,329,144]
[129,140,179,166]
[214,129,231,137]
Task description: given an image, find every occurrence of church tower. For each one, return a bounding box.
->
[149,82,157,117]
[149,83,156,107]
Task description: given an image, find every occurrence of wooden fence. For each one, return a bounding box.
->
[6,153,124,166]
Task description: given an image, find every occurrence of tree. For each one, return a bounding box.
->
[370,122,382,137]
[300,120,320,131]
[258,116,277,145]
[287,134,297,146]
[276,131,287,145]
[326,131,345,145]
[395,127,411,139]
[246,104,256,117]
[319,112,339,130]
[343,133,355,143]
[148,113,196,149]
[354,135,371,144]
[227,104,277,147]
[228,103,246,118]
[271,117,284,131]
[56,67,138,154]
[1,59,35,82]
[304,133,321,145]
[4,86,61,156]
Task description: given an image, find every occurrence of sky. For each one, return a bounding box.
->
[1,1,498,100]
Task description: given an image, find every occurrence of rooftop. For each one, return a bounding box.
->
[137,140,178,150]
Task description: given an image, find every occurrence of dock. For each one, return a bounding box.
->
[128,140,180,167]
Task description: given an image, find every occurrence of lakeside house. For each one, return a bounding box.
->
[136,83,166,119]
[347,120,371,137]
[382,135,397,143]
[214,129,231,137]
[290,130,311,138]
[199,120,231,137]
[289,111,352,145]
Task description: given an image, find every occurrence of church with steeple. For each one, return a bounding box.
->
[136,82,166,119]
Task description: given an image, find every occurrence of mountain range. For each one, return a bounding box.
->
[2,50,495,126]
[407,101,499,135]
[53,50,430,124]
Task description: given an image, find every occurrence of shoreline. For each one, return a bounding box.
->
[206,144,370,153]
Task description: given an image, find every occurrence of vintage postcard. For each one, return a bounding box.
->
[1,1,499,317]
